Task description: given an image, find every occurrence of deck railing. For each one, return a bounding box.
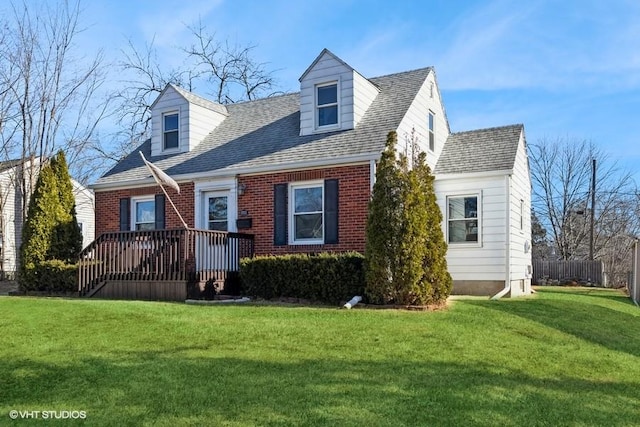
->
[78,228,254,297]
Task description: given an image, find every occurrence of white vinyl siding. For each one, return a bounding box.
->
[508,133,533,295]
[151,85,227,156]
[435,176,507,282]
[299,50,378,136]
[72,180,95,249]
[396,72,449,170]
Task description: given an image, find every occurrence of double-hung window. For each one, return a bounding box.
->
[316,83,338,127]
[428,111,435,151]
[132,197,156,231]
[448,195,479,243]
[163,112,179,150]
[290,182,324,244]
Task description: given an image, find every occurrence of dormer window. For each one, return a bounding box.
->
[163,112,179,150]
[316,83,338,127]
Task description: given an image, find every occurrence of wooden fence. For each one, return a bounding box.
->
[532,259,605,286]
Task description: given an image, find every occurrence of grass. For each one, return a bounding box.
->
[1,287,640,426]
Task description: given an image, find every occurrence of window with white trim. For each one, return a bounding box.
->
[316,83,338,127]
[207,195,228,231]
[163,112,179,150]
[132,197,155,231]
[448,195,479,243]
[290,182,324,244]
[428,111,435,151]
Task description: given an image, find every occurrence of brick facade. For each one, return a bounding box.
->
[95,183,195,235]
[94,164,370,255]
[237,163,370,255]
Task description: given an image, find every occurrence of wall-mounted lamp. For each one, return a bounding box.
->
[238,183,247,196]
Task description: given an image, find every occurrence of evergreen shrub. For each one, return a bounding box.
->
[240,252,365,304]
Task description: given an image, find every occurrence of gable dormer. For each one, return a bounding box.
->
[150,84,228,157]
[299,49,379,136]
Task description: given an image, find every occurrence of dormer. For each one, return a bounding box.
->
[299,49,379,136]
[149,84,228,157]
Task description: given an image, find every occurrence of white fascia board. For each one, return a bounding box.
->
[91,153,381,192]
[434,169,513,181]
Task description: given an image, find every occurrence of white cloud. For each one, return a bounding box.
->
[138,0,223,48]
[434,0,640,92]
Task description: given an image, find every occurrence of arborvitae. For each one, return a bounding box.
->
[364,131,402,304]
[19,160,61,288]
[413,152,452,304]
[50,151,83,262]
[365,131,452,305]
[19,151,83,289]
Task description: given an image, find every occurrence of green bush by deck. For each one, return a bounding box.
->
[19,151,82,292]
[240,252,365,304]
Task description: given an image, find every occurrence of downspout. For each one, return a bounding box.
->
[369,160,376,193]
[491,174,512,300]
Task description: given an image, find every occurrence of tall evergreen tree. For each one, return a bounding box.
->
[365,132,402,304]
[19,160,61,287]
[365,131,452,305]
[50,151,83,262]
[19,151,82,289]
[414,152,452,303]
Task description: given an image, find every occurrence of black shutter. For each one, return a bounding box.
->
[119,198,130,231]
[324,179,339,244]
[155,194,166,229]
[274,183,288,245]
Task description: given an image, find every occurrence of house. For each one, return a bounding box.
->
[90,48,532,298]
[0,158,95,279]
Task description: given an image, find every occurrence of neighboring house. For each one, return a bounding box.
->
[0,158,95,279]
[91,48,532,297]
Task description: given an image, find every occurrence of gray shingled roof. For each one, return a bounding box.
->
[169,84,229,116]
[96,67,432,186]
[0,159,25,173]
[434,124,524,175]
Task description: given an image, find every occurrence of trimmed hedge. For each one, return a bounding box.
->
[240,252,365,304]
[20,260,78,293]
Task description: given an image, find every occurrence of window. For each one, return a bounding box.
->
[133,197,155,230]
[428,111,435,151]
[290,183,324,243]
[520,199,524,230]
[163,112,179,150]
[448,195,478,243]
[207,196,228,231]
[316,83,338,127]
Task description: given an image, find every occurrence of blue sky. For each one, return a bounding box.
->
[78,0,640,177]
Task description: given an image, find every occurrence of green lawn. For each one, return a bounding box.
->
[1,288,639,426]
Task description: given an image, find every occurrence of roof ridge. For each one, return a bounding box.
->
[370,66,433,80]
[451,123,523,135]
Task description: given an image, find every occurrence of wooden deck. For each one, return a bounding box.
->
[78,228,254,301]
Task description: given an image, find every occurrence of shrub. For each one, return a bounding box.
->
[21,260,78,293]
[240,252,365,304]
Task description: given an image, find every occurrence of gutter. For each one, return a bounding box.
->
[491,174,512,300]
[90,153,380,191]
